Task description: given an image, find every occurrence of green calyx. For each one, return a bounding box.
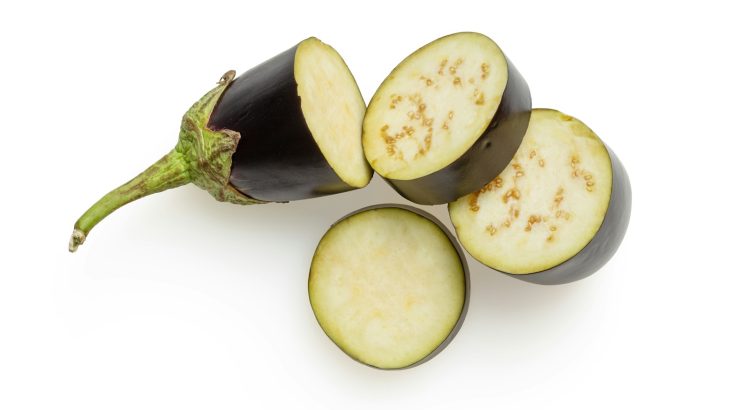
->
[69,70,262,253]
[176,70,261,206]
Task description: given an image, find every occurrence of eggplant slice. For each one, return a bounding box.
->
[448,109,631,284]
[363,32,531,205]
[210,37,371,202]
[309,205,469,369]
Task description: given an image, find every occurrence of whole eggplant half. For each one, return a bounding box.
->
[448,109,631,285]
[362,32,531,205]
[309,204,469,369]
[69,37,371,252]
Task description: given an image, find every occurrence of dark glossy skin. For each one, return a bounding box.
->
[208,43,356,202]
[507,146,631,285]
[385,58,531,205]
[310,204,470,370]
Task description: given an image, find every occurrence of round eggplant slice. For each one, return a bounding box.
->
[448,109,631,285]
[362,32,531,205]
[210,37,372,202]
[309,205,469,369]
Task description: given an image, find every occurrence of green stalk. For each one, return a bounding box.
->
[69,70,263,253]
[69,150,191,252]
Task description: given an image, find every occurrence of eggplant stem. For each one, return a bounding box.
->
[69,229,86,252]
[69,149,191,252]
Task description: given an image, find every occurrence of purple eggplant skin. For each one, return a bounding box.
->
[208,44,361,202]
[502,146,631,285]
[383,59,531,205]
[310,204,470,370]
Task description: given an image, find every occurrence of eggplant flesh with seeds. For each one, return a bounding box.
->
[448,109,631,285]
[69,37,370,252]
[309,205,469,369]
[363,32,531,205]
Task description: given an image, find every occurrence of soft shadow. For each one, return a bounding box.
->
[117,174,605,386]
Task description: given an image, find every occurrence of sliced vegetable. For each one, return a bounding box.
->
[363,32,531,205]
[211,37,371,201]
[448,109,631,284]
[69,37,370,252]
[309,205,469,369]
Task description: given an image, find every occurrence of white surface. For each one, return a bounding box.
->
[1,1,748,408]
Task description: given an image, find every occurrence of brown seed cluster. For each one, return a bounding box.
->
[437,59,489,85]
[449,59,462,74]
[479,152,525,235]
[525,214,542,232]
[438,59,448,75]
[474,149,582,244]
[485,201,521,236]
[380,125,404,158]
[382,93,438,159]
[529,149,545,167]
[555,210,571,220]
[419,75,433,87]
[441,110,455,130]
[553,187,564,208]
[409,95,434,157]
[469,193,481,212]
[438,58,465,78]
[500,204,521,230]
[480,176,504,194]
[470,176,503,213]
[384,74,469,160]
[477,174,521,235]
[502,187,521,203]
[438,58,490,105]
[380,58,498,162]
[474,91,485,105]
[389,94,403,109]
[487,182,570,240]
[437,58,466,88]
[570,154,595,191]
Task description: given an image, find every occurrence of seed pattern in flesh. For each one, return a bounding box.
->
[380,57,491,160]
[472,149,595,243]
[571,154,596,192]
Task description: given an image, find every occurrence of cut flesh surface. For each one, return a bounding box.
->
[309,207,466,369]
[363,32,508,180]
[295,38,371,188]
[449,109,613,274]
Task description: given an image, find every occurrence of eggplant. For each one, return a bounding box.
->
[362,32,531,205]
[448,109,631,285]
[308,205,469,369]
[69,37,371,252]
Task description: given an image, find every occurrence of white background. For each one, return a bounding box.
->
[1,1,748,408]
